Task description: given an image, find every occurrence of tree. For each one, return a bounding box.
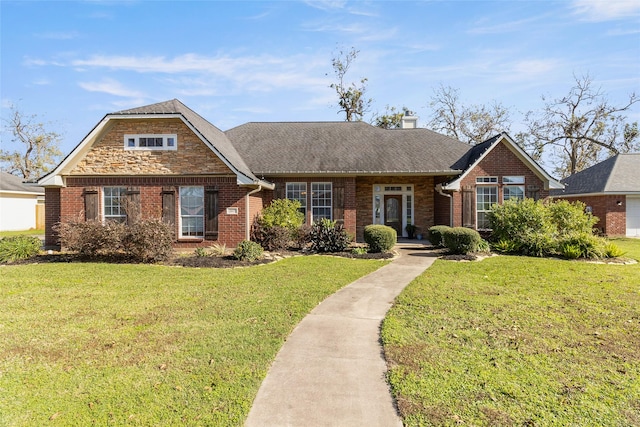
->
[372,105,415,129]
[427,84,511,144]
[1,105,63,180]
[329,47,372,121]
[519,74,639,178]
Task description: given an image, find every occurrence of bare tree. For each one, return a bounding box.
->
[1,105,63,180]
[329,47,372,121]
[519,74,639,178]
[427,84,511,144]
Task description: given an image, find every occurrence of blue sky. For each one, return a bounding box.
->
[2,0,639,157]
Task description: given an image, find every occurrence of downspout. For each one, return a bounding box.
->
[435,184,453,227]
[245,185,263,241]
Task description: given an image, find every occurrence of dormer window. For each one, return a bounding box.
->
[124,134,177,150]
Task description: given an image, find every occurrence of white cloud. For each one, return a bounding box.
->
[571,0,640,21]
[78,78,146,98]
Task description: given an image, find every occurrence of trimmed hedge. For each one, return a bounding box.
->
[442,227,483,255]
[364,224,397,253]
[428,225,450,247]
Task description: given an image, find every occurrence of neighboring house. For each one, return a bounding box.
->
[38,99,563,248]
[551,153,640,237]
[0,171,45,231]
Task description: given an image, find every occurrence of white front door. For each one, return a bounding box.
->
[627,196,640,237]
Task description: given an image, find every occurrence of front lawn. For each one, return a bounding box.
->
[382,238,640,426]
[0,256,387,426]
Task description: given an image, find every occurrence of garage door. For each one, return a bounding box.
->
[627,196,640,237]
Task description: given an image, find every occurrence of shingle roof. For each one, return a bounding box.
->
[553,153,640,196]
[225,121,472,175]
[113,99,260,183]
[0,171,44,194]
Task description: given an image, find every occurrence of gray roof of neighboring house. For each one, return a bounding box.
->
[225,121,472,175]
[112,99,260,183]
[0,171,44,194]
[552,153,640,196]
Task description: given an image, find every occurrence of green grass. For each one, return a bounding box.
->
[0,229,44,238]
[0,256,387,426]
[382,238,640,426]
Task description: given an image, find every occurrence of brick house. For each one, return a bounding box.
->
[551,153,640,237]
[38,99,563,248]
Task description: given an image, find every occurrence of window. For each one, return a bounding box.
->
[286,183,307,217]
[476,186,497,229]
[180,186,204,238]
[311,182,332,222]
[504,186,525,202]
[124,134,177,150]
[103,187,127,222]
[503,176,525,184]
[476,176,498,183]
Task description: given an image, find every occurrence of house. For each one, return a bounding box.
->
[0,171,45,231]
[551,153,640,237]
[38,99,563,249]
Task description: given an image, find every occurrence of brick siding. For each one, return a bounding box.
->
[555,194,626,236]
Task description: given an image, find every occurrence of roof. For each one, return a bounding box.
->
[226,121,472,175]
[440,132,564,191]
[0,171,44,195]
[552,153,640,196]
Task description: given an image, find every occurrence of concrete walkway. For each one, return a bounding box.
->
[245,242,439,427]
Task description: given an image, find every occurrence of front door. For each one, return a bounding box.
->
[384,195,403,236]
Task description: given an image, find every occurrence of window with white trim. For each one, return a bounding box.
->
[180,186,204,238]
[124,134,177,150]
[286,183,307,217]
[103,187,127,223]
[311,182,332,222]
[476,186,497,229]
[503,176,525,184]
[504,186,525,202]
[476,176,498,183]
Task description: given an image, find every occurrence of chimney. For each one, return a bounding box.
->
[400,114,418,129]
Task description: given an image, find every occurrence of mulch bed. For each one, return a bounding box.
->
[8,249,395,268]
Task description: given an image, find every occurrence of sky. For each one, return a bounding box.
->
[1,0,639,161]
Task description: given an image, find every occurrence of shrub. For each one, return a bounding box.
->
[209,243,228,257]
[122,220,174,263]
[559,243,583,260]
[364,225,397,253]
[56,220,126,256]
[351,246,368,255]
[233,240,263,261]
[604,242,626,258]
[548,200,599,236]
[491,238,521,254]
[194,247,208,257]
[259,199,305,231]
[442,227,483,255]
[557,233,605,259]
[0,235,41,263]
[489,199,554,244]
[294,224,313,249]
[428,225,450,247]
[309,218,351,253]
[252,222,291,251]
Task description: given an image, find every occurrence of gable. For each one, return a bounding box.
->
[70,118,233,176]
[441,133,563,191]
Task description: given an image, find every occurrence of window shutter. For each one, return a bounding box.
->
[162,187,176,226]
[462,187,475,228]
[333,184,344,225]
[126,187,141,225]
[204,187,219,241]
[84,187,99,221]
[527,185,540,201]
